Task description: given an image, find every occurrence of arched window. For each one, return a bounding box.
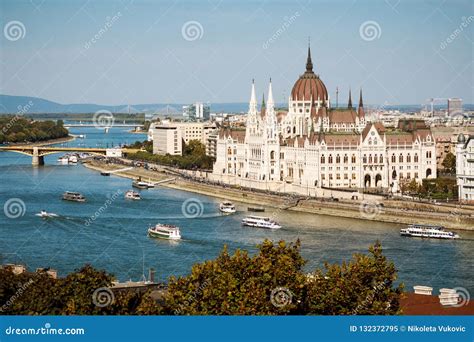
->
[369,154,373,163]
[329,155,333,163]
[227,147,232,155]
[270,151,275,160]
[399,154,403,163]
[380,154,383,163]
[374,155,378,163]
[391,154,396,163]
[344,154,348,163]
[321,155,325,164]
[414,154,419,162]
[426,151,432,158]
[336,155,341,163]
[351,154,356,163]
[363,154,367,163]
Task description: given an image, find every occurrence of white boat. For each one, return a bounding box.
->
[219,201,236,214]
[62,191,86,202]
[57,156,69,164]
[125,190,141,200]
[68,155,78,163]
[242,215,281,229]
[400,224,460,240]
[35,210,58,218]
[148,224,181,240]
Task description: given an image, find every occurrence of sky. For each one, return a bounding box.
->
[0,0,472,106]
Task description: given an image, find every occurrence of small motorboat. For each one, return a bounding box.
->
[57,155,69,164]
[247,207,265,212]
[125,190,141,200]
[35,210,58,218]
[219,201,236,214]
[62,191,86,202]
[242,216,281,229]
[148,224,181,240]
[132,180,149,189]
[68,155,78,164]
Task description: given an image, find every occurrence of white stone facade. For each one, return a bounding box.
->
[456,134,474,203]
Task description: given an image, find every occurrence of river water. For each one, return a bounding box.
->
[0,126,472,294]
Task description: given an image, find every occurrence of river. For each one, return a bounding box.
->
[0,126,472,294]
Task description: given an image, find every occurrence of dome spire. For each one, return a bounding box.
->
[306,39,313,73]
[348,88,352,108]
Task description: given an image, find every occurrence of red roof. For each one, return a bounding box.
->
[401,293,474,315]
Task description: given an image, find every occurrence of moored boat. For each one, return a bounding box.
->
[57,156,69,164]
[132,180,149,189]
[400,224,460,240]
[219,201,236,214]
[125,190,141,200]
[248,207,265,212]
[242,215,281,229]
[148,224,181,240]
[62,191,86,202]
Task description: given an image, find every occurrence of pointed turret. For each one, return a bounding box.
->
[306,43,313,73]
[249,79,257,114]
[358,88,365,118]
[267,78,274,111]
[348,88,352,108]
[260,93,266,118]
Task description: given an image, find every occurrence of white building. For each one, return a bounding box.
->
[456,133,474,203]
[183,102,210,120]
[212,47,437,193]
[448,98,462,117]
[151,121,217,156]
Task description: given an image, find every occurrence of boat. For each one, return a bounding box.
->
[100,171,110,176]
[125,190,141,200]
[242,215,281,229]
[35,210,58,218]
[400,224,460,240]
[62,191,86,202]
[132,180,149,189]
[219,201,236,214]
[248,207,265,212]
[57,156,69,164]
[148,224,181,240]
[68,155,78,163]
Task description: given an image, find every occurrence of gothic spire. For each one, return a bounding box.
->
[267,78,274,109]
[359,88,364,107]
[306,41,313,73]
[348,88,352,108]
[249,79,257,113]
[261,93,265,109]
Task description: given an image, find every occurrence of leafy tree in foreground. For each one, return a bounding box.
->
[304,242,403,315]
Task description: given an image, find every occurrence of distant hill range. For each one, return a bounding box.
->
[1,94,472,115]
[0,95,249,115]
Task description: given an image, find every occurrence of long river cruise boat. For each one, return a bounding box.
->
[400,224,460,240]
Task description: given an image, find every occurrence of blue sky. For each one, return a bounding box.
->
[0,0,472,106]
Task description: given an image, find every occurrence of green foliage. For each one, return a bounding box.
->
[0,117,68,143]
[441,152,456,174]
[420,177,457,200]
[305,242,403,315]
[127,139,215,170]
[165,240,306,315]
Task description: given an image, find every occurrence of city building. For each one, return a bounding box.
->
[448,98,462,117]
[212,47,437,194]
[456,133,474,203]
[183,102,210,120]
[151,121,217,156]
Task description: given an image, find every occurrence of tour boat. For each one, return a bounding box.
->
[148,224,181,240]
[219,201,236,214]
[57,156,69,164]
[242,216,281,229]
[125,190,141,200]
[132,180,149,189]
[62,191,86,202]
[68,155,78,163]
[35,210,58,218]
[400,224,460,240]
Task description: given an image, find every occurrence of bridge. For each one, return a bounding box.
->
[0,146,139,166]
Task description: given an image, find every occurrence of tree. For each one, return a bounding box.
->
[165,240,307,315]
[304,242,403,315]
[442,152,456,174]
